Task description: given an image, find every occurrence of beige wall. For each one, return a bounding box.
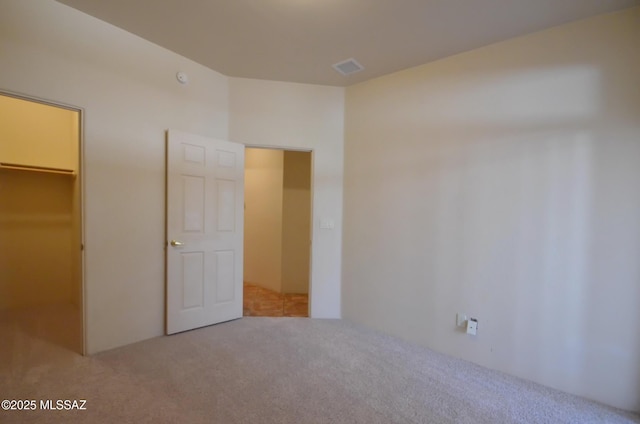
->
[0,0,230,353]
[0,171,74,309]
[0,95,79,172]
[282,151,311,294]
[0,0,344,352]
[244,148,284,293]
[343,8,640,411]
[2,0,637,412]
[230,78,344,318]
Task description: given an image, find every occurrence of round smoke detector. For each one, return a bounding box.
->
[176,72,189,85]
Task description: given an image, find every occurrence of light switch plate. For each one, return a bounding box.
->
[320,219,334,229]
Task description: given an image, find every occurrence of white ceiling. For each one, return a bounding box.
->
[55,0,638,86]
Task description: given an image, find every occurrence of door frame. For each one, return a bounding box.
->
[243,144,314,316]
[0,89,86,355]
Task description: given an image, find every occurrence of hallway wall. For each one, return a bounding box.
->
[282,151,311,294]
[244,149,311,295]
[244,148,284,293]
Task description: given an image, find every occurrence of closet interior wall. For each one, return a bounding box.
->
[0,93,82,353]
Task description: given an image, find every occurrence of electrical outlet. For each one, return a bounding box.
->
[456,313,467,327]
[466,318,478,335]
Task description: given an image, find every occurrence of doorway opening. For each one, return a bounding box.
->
[0,92,84,354]
[243,147,312,317]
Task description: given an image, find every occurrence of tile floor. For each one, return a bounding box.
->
[243,283,308,317]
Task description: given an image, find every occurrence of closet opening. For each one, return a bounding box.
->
[0,91,84,355]
[243,147,312,317]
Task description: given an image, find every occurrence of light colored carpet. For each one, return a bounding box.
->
[1,314,638,423]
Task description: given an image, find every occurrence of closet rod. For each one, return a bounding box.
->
[0,162,75,175]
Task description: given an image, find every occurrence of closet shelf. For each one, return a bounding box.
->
[0,162,75,176]
[0,214,72,225]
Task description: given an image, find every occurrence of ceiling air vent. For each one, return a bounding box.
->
[332,58,364,76]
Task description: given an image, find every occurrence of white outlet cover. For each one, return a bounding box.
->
[456,313,467,327]
[466,319,478,335]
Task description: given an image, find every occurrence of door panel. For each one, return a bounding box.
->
[183,175,205,232]
[217,180,236,231]
[215,250,236,303]
[181,251,205,309]
[166,130,244,335]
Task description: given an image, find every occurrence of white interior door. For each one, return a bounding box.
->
[166,130,244,335]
